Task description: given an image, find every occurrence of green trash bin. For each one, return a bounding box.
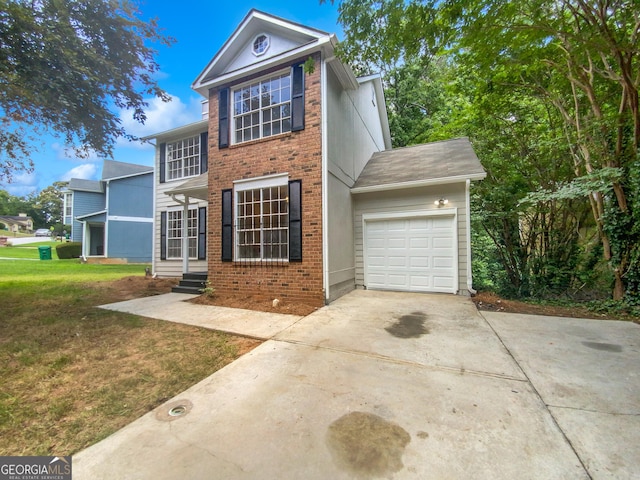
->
[38,245,52,260]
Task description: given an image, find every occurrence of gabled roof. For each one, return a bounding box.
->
[192,9,353,95]
[0,215,33,224]
[68,178,104,193]
[352,138,486,193]
[101,160,152,180]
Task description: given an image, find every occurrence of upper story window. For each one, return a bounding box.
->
[167,135,200,180]
[252,34,269,56]
[233,72,291,144]
[63,192,72,218]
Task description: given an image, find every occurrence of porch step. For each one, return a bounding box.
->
[171,272,208,295]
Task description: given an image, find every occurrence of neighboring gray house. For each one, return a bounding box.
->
[63,160,154,262]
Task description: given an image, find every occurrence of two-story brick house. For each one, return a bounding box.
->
[147,10,485,305]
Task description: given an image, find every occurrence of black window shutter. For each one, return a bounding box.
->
[159,143,166,183]
[200,132,208,174]
[160,211,167,260]
[221,189,233,261]
[218,88,229,148]
[291,63,305,132]
[198,207,207,260]
[289,180,302,262]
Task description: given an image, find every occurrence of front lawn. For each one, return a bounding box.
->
[0,241,59,259]
[0,259,260,455]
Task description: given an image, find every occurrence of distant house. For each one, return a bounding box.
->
[145,10,486,304]
[0,213,33,233]
[62,160,154,262]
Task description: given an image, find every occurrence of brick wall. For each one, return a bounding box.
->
[207,53,325,306]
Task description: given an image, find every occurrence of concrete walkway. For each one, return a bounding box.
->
[74,290,640,479]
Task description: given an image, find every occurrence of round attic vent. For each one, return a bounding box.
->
[252,34,270,56]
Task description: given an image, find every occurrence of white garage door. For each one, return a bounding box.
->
[364,215,457,293]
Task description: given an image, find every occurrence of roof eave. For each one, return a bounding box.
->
[192,36,335,96]
[351,172,487,194]
[75,209,108,221]
[141,119,209,142]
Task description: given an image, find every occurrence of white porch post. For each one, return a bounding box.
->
[182,195,190,274]
[81,221,88,258]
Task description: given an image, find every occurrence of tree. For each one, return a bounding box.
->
[329,0,640,302]
[34,181,68,226]
[0,0,173,181]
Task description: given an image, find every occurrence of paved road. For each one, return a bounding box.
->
[4,236,51,245]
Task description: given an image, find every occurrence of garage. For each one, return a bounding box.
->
[364,213,457,293]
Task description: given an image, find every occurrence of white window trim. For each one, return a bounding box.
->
[252,34,270,56]
[166,135,201,181]
[234,173,289,191]
[231,69,292,145]
[233,174,290,262]
[166,206,199,260]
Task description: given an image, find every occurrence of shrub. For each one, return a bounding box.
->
[56,242,82,259]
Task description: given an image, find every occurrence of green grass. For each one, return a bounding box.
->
[0,243,149,283]
[0,241,59,259]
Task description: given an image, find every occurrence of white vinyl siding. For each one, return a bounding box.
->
[153,129,208,278]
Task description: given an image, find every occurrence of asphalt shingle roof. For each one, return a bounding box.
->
[101,160,153,180]
[68,178,103,193]
[353,137,485,190]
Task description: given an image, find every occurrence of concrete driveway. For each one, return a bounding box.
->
[74,290,639,479]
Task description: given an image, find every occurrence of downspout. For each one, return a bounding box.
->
[321,52,330,303]
[466,179,476,295]
[104,180,110,258]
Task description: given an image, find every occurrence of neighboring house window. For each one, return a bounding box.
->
[167,208,198,259]
[252,34,269,56]
[167,136,200,180]
[232,71,291,144]
[234,175,290,261]
[64,193,72,218]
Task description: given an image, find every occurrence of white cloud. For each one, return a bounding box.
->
[60,164,99,181]
[52,143,102,162]
[116,94,203,148]
[1,172,39,196]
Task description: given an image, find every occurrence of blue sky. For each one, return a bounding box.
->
[1,1,342,196]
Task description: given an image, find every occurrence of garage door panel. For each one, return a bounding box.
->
[409,275,431,288]
[409,256,429,268]
[388,256,407,267]
[433,256,454,268]
[365,215,456,293]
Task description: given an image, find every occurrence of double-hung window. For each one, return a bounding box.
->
[167,136,200,180]
[63,193,72,218]
[166,208,198,259]
[235,176,289,261]
[232,72,291,144]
